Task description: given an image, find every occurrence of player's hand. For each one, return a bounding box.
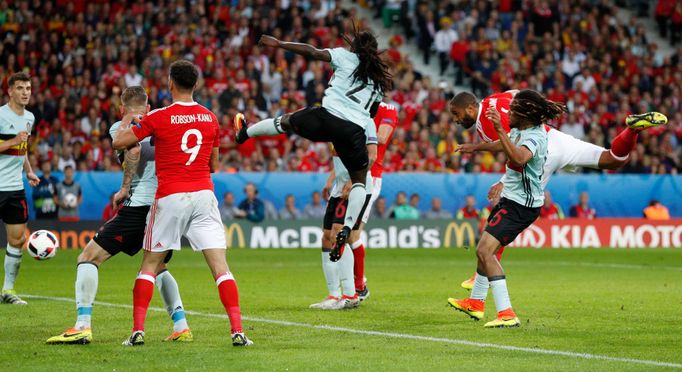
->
[488,182,504,205]
[455,143,477,153]
[486,107,502,131]
[27,172,40,187]
[12,131,29,145]
[113,188,129,211]
[258,35,280,48]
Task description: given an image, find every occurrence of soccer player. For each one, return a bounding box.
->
[0,72,40,305]
[113,61,252,347]
[450,90,667,289]
[448,89,560,327]
[233,28,392,261]
[348,102,398,300]
[46,86,191,344]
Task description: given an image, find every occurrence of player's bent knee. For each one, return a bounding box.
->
[8,234,26,248]
[600,151,628,170]
[78,241,111,265]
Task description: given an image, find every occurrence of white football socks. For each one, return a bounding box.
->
[343,183,366,229]
[156,270,189,332]
[470,272,489,301]
[321,251,341,298]
[75,262,98,330]
[246,117,284,137]
[338,244,355,297]
[489,276,512,313]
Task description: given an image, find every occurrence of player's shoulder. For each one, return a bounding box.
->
[326,47,358,66]
[109,120,122,137]
[23,109,35,121]
[379,102,397,112]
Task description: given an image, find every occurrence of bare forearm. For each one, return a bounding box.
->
[121,147,140,191]
[496,129,526,165]
[279,42,330,61]
[477,141,504,152]
[23,154,33,173]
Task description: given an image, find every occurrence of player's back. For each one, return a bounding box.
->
[322,48,382,130]
[135,102,219,198]
[476,92,513,143]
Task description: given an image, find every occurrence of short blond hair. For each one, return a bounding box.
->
[121,86,148,108]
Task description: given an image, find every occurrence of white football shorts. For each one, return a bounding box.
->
[542,129,608,188]
[144,189,226,252]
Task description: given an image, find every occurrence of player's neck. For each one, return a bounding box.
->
[172,92,194,104]
[8,100,25,116]
[517,122,535,130]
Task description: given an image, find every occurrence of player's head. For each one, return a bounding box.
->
[449,92,478,129]
[344,26,393,94]
[509,89,566,128]
[7,72,31,107]
[168,59,199,95]
[120,86,149,115]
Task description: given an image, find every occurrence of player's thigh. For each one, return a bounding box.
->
[1,191,29,245]
[146,195,188,252]
[475,231,502,258]
[185,190,227,251]
[549,129,604,171]
[92,205,151,262]
[288,107,330,142]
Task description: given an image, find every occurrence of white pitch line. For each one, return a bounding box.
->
[23,294,682,369]
[510,260,682,272]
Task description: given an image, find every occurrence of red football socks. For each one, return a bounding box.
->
[132,272,156,332]
[611,127,640,158]
[352,242,366,291]
[216,272,243,334]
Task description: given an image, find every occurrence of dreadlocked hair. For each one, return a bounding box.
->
[510,89,567,126]
[342,25,393,94]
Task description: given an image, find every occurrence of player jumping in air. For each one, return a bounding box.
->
[113,61,252,346]
[0,72,40,305]
[449,89,561,327]
[47,87,192,344]
[233,27,392,262]
[450,90,667,290]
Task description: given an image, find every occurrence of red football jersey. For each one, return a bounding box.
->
[132,101,220,198]
[370,102,398,178]
[476,91,551,143]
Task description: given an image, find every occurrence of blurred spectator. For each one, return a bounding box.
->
[540,191,565,220]
[264,200,279,220]
[55,166,82,222]
[456,195,479,219]
[101,192,116,221]
[388,191,419,219]
[219,192,239,221]
[236,183,264,223]
[643,200,670,220]
[423,197,453,219]
[370,196,388,219]
[279,194,302,220]
[33,162,58,219]
[434,17,458,75]
[303,191,326,219]
[570,192,597,219]
[409,193,420,210]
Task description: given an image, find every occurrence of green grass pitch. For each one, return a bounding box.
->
[2,248,681,370]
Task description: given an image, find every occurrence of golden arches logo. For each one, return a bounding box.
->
[224,223,246,248]
[442,222,476,248]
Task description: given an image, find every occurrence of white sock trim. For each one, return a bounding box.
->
[137,273,156,284]
[351,240,363,250]
[216,272,235,286]
[609,149,629,162]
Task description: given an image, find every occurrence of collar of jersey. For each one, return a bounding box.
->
[171,101,198,106]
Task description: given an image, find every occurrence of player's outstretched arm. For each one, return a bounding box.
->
[259,35,331,62]
[487,107,532,167]
[456,141,503,153]
[112,114,142,150]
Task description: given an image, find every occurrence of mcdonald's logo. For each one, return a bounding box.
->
[224,223,246,248]
[442,222,476,248]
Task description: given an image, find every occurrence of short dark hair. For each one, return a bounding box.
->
[121,86,148,108]
[450,92,477,109]
[8,72,30,88]
[64,165,74,172]
[169,60,198,92]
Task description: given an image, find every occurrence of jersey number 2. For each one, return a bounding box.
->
[346,84,378,110]
[181,129,203,165]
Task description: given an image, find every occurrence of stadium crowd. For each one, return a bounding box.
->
[0,0,680,176]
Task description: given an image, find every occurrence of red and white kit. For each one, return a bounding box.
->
[132,101,225,252]
[476,90,609,188]
[361,102,398,223]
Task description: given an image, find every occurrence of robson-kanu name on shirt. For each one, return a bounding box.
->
[170,114,213,124]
